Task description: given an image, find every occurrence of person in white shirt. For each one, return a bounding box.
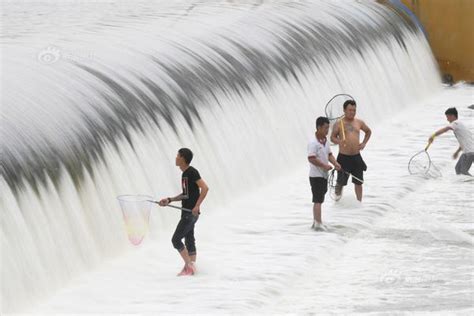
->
[428,107,473,175]
[308,117,341,230]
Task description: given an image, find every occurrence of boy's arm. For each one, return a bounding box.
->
[192,179,209,215]
[308,156,331,170]
[169,194,186,202]
[159,193,185,206]
[328,153,341,170]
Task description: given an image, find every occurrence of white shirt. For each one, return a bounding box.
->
[449,120,473,153]
[307,137,332,178]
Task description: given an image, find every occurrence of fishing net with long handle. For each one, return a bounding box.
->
[408,142,442,178]
[328,169,341,201]
[117,195,193,246]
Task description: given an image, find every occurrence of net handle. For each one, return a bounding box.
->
[328,168,364,186]
[340,117,346,143]
[342,169,364,184]
[147,200,192,213]
[424,141,432,151]
[327,168,364,201]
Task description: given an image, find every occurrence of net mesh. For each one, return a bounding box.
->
[408,150,431,175]
[117,195,153,245]
[408,150,442,178]
[328,169,341,201]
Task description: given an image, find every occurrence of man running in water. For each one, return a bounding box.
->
[330,100,372,201]
[428,107,473,175]
[159,148,209,276]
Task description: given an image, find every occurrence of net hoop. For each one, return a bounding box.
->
[324,93,355,121]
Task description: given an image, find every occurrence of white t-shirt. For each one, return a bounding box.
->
[307,137,332,178]
[449,120,473,153]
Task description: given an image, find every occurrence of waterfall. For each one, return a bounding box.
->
[1,0,440,312]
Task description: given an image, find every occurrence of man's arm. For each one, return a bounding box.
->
[428,126,452,143]
[330,121,340,144]
[453,146,462,159]
[328,153,341,170]
[192,179,209,215]
[169,194,186,202]
[308,156,331,170]
[359,120,371,151]
[159,193,185,206]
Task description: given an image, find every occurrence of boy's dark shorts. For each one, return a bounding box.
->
[337,153,367,185]
[309,177,328,203]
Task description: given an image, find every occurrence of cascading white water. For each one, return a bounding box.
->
[1,0,441,312]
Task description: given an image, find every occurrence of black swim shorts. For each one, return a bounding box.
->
[336,153,367,185]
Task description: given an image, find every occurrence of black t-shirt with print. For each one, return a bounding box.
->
[181,166,201,212]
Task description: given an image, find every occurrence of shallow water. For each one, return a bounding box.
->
[32,85,473,314]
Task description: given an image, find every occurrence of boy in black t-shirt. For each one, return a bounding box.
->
[159,148,209,276]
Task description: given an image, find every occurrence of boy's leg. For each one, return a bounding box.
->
[178,248,191,265]
[172,219,189,263]
[184,217,198,262]
[172,216,198,275]
[178,215,198,275]
[184,228,197,274]
[310,177,327,227]
[172,219,192,276]
[313,203,322,223]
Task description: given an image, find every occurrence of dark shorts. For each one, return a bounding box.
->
[309,177,328,203]
[337,153,367,185]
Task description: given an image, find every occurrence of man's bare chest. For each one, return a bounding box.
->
[343,122,360,134]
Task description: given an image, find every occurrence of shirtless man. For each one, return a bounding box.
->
[330,100,371,201]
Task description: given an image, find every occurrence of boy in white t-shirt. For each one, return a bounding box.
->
[428,107,473,175]
[308,117,341,230]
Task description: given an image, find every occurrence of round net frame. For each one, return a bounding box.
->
[117,195,153,245]
[408,150,442,178]
[324,93,354,121]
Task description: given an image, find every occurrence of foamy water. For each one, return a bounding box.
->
[29,85,473,315]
